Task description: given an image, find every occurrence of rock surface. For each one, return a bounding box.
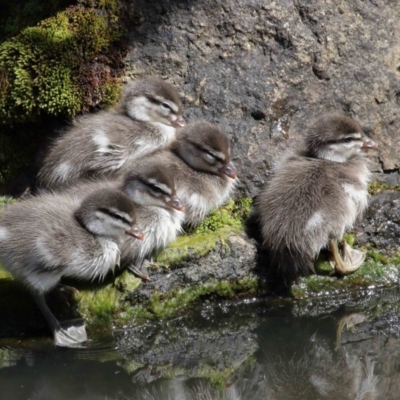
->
[126,0,400,196]
[357,191,400,253]
[131,234,257,303]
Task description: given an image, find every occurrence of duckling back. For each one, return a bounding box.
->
[253,154,370,281]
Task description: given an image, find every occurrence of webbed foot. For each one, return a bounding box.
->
[335,313,367,349]
[57,284,79,295]
[329,239,366,275]
[54,319,88,347]
[128,262,150,281]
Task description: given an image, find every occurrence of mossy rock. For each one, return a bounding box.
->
[292,250,400,299]
[72,198,256,329]
[368,181,400,195]
[0,0,75,42]
[0,0,129,187]
[0,0,125,124]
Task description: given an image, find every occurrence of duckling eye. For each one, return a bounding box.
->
[150,185,165,196]
[161,103,171,111]
[204,152,216,163]
[343,137,355,143]
[99,208,130,225]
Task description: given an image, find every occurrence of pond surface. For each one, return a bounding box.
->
[1,288,399,400]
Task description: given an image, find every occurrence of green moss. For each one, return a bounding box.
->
[343,233,356,247]
[147,277,257,320]
[156,199,252,266]
[0,267,11,280]
[77,285,120,326]
[0,0,74,42]
[196,365,237,389]
[0,1,125,124]
[292,250,400,299]
[77,271,141,328]
[368,181,400,195]
[0,196,16,209]
[78,275,258,329]
[192,198,252,234]
[155,227,236,266]
[0,0,128,185]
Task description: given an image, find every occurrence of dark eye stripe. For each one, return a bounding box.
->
[99,208,130,225]
[191,142,224,162]
[147,96,173,111]
[149,184,166,194]
[340,137,362,143]
[139,178,168,195]
[161,102,172,111]
[326,137,361,144]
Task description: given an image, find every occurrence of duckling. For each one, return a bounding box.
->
[122,121,237,227]
[251,113,377,283]
[62,162,185,280]
[0,188,144,347]
[37,77,185,189]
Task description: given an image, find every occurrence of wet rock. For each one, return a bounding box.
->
[128,233,257,303]
[356,191,400,253]
[126,0,400,196]
[116,303,258,375]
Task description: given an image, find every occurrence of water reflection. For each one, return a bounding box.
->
[0,289,399,400]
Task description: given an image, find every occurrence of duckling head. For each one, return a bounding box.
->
[74,189,144,241]
[172,121,237,179]
[117,77,185,127]
[123,163,185,212]
[305,113,378,162]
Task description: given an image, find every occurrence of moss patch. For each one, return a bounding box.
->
[368,181,400,195]
[77,273,258,330]
[0,0,75,42]
[156,198,252,266]
[0,0,126,124]
[0,268,11,280]
[0,0,129,186]
[0,196,16,209]
[76,271,142,328]
[155,227,237,266]
[119,276,258,327]
[292,250,400,299]
[149,277,257,319]
[191,198,252,234]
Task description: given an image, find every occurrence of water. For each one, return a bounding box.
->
[1,288,399,400]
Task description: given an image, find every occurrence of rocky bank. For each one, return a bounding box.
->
[1,0,400,338]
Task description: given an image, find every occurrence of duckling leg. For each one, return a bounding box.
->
[31,292,87,347]
[57,284,79,295]
[329,239,366,275]
[144,257,159,270]
[335,313,367,350]
[128,262,150,281]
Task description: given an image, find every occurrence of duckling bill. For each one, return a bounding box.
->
[0,189,144,347]
[61,163,185,281]
[251,113,377,284]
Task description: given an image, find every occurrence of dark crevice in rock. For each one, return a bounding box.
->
[250,110,266,121]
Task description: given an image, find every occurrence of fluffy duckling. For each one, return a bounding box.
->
[62,163,185,280]
[122,121,237,227]
[0,189,144,347]
[37,77,185,189]
[251,113,377,283]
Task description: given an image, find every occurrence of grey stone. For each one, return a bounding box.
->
[356,191,400,253]
[125,0,400,196]
[129,234,257,303]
